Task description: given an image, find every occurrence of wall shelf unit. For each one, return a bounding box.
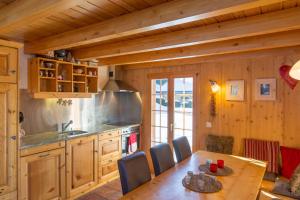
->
[29,57,99,98]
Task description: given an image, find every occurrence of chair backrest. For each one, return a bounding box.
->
[172,136,192,162]
[206,134,234,155]
[117,151,151,195]
[150,143,175,176]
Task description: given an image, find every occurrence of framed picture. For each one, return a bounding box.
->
[225,80,245,101]
[254,78,276,101]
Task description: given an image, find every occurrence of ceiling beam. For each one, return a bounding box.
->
[25,0,283,54]
[0,0,86,35]
[73,7,300,59]
[98,30,300,65]
[121,46,300,70]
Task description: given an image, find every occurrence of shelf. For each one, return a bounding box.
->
[73,73,85,76]
[29,57,99,98]
[40,68,56,71]
[40,76,56,79]
[73,81,85,84]
[57,80,72,83]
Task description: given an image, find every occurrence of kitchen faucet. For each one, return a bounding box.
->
[62,120,73,132]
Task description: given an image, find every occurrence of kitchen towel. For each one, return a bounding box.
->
[128,133,137,154]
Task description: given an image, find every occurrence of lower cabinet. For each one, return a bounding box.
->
[19,142,66,200]
[98,131,122,184]
[66,135,98,198]
[18,132,122,199]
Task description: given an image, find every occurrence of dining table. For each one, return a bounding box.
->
[121,150,267,200]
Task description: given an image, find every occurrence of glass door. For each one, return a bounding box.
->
[151,76,194,149]
[172,77,193,146]
[151,79,169,146]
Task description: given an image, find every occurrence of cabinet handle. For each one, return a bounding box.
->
[108,133,112,136]
[108,160,112,163]
[39,153,50,158]
[9,70,16,74]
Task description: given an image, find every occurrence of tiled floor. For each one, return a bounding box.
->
[76,179,123,200]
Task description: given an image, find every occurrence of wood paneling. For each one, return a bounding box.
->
[121,47,300,156]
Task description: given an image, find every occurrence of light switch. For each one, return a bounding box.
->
[206,121,212,128]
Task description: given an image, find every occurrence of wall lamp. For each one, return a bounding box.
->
[209,80,220,117]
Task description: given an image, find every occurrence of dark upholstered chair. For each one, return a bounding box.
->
[172,136,192,162]
[117,151,151,195]
[150,143,175,176]
[205,134,234,154]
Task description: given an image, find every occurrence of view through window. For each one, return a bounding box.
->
[151,77,193,147]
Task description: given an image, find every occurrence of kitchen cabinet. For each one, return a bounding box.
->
[19,142,66,200]
[98,131,122,183]
[0,45,18,83]
[0,40,21,200]
[0,84,17,197]
[66,135,98,198]
[28,57,99,98]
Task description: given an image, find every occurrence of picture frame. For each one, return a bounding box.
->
[254,78,276,101]
[225,80,245,101]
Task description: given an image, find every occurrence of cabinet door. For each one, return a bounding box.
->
[66,135,98,198]
[0,46,17,83]
[99,136,121,161]
[0,84,17,196]
[19,148,66,200]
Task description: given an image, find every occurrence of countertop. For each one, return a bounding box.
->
[20,123,140,150]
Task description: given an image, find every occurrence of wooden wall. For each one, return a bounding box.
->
[120,47,300,156]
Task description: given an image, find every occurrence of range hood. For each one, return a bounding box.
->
[102,67,137,92]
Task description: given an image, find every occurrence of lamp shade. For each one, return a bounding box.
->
[289,60,300,80]
[209,80,220,93]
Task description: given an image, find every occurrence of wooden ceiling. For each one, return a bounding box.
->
[1,0,300,68]
[0,0,170,42]
[71,0,300,48]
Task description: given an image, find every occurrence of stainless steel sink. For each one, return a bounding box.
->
[64,130,88,137]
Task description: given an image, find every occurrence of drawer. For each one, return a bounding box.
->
[99,136,121,161]
[99,158,119,183]
[98,130,120,141]
[20,141,65,157]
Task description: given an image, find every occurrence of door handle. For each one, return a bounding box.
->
[170,123,173,133]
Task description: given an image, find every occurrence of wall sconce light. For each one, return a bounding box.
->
[209,80,220,117]
[210,80,220,93]
[289,59,300,80]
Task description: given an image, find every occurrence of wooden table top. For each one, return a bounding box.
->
[121,150,266,200]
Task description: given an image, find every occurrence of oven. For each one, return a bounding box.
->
[121,125,141,157]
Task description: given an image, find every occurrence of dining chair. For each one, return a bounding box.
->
[150,143,175,176]
[117,151,151,195]
[172,136,192,162]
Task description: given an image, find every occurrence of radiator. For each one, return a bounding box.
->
[244,138,279,174]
